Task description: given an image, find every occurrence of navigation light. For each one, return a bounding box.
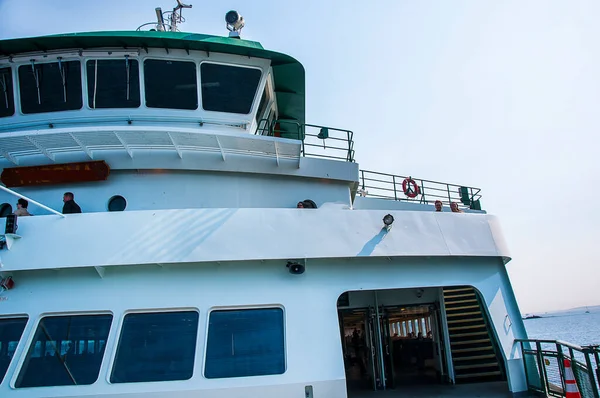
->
[225,10,245,38]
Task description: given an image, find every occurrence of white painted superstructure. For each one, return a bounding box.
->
[0,4,531,397]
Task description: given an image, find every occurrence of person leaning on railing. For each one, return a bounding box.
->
[62,192,82,214]
[450,202,463,213]
[14,198,32,216]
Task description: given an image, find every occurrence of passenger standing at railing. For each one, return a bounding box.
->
[62,192,82,214]
[450,202,463,213]
[434,200,443,212]
[14,198,32,216]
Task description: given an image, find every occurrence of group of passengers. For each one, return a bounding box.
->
[434,200,463,213]
[12,192,82,217]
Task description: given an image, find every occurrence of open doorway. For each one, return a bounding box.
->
[337,288,449,395]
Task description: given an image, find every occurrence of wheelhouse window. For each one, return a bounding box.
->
[110,311,199,383]
[0,317,28,383]
[18,60,83,114]
[16,314,112,388]
[204,308,285,379]
[144,60,197,110]
[0,67,15,118]
[87,59,140,109]
[201,63,262,114]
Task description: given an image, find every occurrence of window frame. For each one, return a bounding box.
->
[12,311,113,389]
[17,58,84,115]
[0,66,16,118]
[143,58,199,111]
[199,61,264,116]
[107,308,201,385]
[85,57,141,110]
[203,305,286,379]
[0,316,29,385]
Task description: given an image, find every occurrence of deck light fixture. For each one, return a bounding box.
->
[383,214,394,229]
[225,10,245,38]
[286,261,305,275]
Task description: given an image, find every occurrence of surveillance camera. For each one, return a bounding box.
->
[286,261,305,275]
[225,10,244,31]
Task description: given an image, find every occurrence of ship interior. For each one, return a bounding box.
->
[337,287,508,397]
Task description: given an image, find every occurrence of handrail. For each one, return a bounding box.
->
[255,118,355,162]
[515,338,600,397]
[0,185,65,218]
[359,169,483,210]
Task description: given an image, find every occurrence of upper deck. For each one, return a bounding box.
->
[0,27,482,213]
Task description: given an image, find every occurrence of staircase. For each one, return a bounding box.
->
[443,286,505,383]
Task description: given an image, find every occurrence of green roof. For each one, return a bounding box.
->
[0,31,305,124]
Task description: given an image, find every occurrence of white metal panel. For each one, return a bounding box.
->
[0,209,510,272]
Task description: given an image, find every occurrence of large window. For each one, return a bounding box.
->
[204,308,285,379]
[0,317,28,383]
[18,60,82,114]
[111,311,199,383]
[201,63,262,114]
[87,59,140,109]
[144,60,197,110]
[16,314,112,388]
[0,67,15,118]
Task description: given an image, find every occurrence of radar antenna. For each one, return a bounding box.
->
[137,1,193,32]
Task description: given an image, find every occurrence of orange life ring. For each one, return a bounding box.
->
[402,177,420,198]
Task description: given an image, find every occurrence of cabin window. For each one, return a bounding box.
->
[0,67,15,118]
[15,314,112,388]
[0,317,28,384]
[144,60,198,110]
[18,60,83,114]
[86,59,140,109]
[110,311,199,383]
[200,63,262,114]
[204,308,285,379]
[107,195,127,211]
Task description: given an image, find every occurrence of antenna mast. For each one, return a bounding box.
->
[169,0,192,32]
[139,1,192,32]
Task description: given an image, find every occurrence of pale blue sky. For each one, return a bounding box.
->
[1,0,599,313]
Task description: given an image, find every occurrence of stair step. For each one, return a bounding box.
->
[444,287,474,294]
[447,311,482,317]
[444,298,478,305]
[447,324,487,331]
[455,362,499,370]
[447,317,484,324]
[451,338,491,346]
[450,331,489,338]
[455,370,502,379]
[452,346,496,354]
[446,304,481,312]
[453,354,497,362]
[444,293,476,299]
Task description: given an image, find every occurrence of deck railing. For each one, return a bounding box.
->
[358,170,483,210]
[256,119,355,162]
[516,339,600,397]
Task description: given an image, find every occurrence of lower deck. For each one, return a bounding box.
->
[0,257,528,397]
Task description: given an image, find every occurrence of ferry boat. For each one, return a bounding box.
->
[0,2,598,397]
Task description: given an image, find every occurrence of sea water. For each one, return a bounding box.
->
[524,312,600,346]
